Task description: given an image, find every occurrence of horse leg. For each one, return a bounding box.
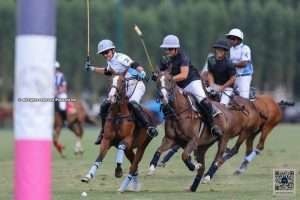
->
[119,136,151,192]
[148,136,175,175]
[223,131,248,161]
[235,124,275,175]
[68,118,84,155]
[158,144,181,167]
[81,138,111,183]
[202,136,229,183]
[181,139,198,172]
[53,114,65,157]
[188,144,211,192]
[234,130,259,175]
[115,149,135,178]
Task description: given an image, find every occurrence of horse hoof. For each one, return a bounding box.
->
[184,187,192,192]
[81,177,90,183]
[233,170,242,175]
[117,188,125,193]
[128,182,141,192]
[157,162,166,168]
[115,167,123,178]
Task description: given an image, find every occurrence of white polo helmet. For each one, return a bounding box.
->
[97,39,115,54]
[160,34,180,48]
[226,28,244,40]
[55,61,60,68]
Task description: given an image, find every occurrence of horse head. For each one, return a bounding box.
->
[156,71,177,105]
[107,74,126,104]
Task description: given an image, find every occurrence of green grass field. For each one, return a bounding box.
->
[1,124,299,200]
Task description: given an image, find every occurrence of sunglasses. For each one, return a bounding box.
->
[101,50,110,56]
[228,37,238,41]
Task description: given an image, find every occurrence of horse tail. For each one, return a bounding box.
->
[277,100,295,107]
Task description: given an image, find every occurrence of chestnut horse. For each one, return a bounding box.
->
[81,74,159,192]
[53,100,96,157]
[200,72,293,182]
[148,71,262,192]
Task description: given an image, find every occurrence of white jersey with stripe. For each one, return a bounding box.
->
[229,43,253,76]
[107,52,133,78]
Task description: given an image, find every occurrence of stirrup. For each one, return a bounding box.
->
[147,126,158,138]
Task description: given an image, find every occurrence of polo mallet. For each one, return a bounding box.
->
[134,25,154,72]
[86,0,91,64]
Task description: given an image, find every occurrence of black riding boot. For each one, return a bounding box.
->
[196,99,222,137]
[94,101,111,145]
[128,101,158,137]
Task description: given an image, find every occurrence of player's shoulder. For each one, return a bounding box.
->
[241,44,251,52]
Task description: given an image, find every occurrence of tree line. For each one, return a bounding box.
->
[0,0,299,102]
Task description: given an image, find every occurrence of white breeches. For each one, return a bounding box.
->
[235,75,252,99]
[220,88,233,106]
[57,93,67,111]
[126,80,145,103]
[183,80,207,102]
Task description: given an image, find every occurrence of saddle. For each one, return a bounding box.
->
[183,91,222,118]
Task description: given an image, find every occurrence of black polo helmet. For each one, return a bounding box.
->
[212,39,230,51]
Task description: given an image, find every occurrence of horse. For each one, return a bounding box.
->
[199,72,293,182]
[148,71,263,192]
[0,104,13,127]
[53,100,96,157]
[206,96,292,178]
[81,74,159,192]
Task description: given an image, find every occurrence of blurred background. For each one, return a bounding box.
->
[0,0,300,124]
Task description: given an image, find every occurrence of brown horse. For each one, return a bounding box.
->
[199,72,292,182]
[200,94,283,183]
[148,71,263,192]
[217,95,290,176]
[0,104,13,127]
[81,74,159,192]
[53,100,96,157]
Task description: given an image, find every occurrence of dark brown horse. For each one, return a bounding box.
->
[53,100,96,157]
[148,71,262,192]
[81,74,159,192]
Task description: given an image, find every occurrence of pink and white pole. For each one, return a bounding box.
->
[14,0,56,200]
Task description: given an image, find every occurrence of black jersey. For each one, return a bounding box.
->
[207,56,236,86]
[159,51,200,88]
